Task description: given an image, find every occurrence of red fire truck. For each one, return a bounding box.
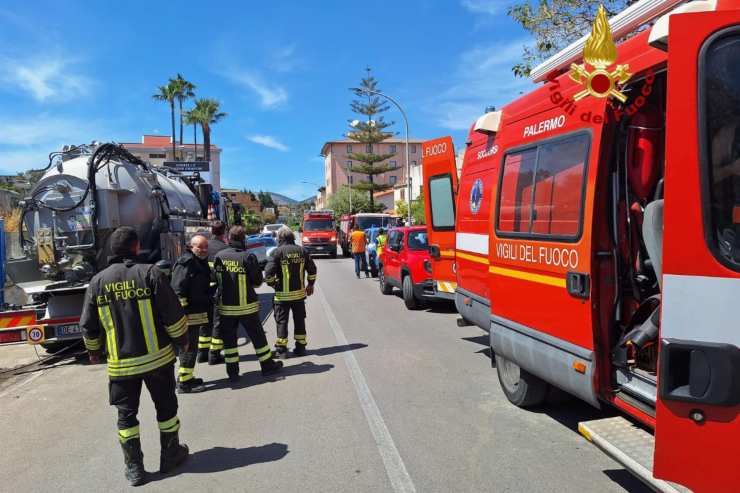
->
[301,209,338,257]
[422,1,740,491]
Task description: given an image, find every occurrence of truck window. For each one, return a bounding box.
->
[304,219,334,231]
[497,133,589,240]
[702,29,740,270]
[429,174,455,230]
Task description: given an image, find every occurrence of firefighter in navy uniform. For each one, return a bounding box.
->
[170,234,212,393]
[200,220,229,364]
[80,227,190,487]
[213,225,283,382]
[264,226,317,358]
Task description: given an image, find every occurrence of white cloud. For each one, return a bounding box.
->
[269,44,302,73]
[0,56,92,103]
[460,0,507,15]
[247,135,289,152]
[226,70,288,108]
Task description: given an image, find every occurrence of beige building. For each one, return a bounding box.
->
[121,135,222,191]
[320,139,425,208]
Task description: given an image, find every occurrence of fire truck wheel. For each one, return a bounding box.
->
[379,266,393,295]
[402,275,420,310]
[495,354,548,407]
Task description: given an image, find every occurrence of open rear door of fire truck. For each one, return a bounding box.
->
[653,8,740,492]
[422,137,459,298]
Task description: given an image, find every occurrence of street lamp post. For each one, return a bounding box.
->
[352,88,412,226]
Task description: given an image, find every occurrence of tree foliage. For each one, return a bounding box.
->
[507,0,628,77]
[257,191,276,211]
[346,69,399,208]
[394,196,426,225]
[327,185,374,216]
[190,98,227,162]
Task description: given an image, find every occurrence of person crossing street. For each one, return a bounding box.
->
[212,225,283,382]
[264,226,317,358]
[170,235,212,393]
[80,227,190,486]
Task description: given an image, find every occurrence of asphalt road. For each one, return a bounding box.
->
[0,255,651,492]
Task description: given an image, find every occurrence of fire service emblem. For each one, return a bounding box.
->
[470,179,483,214]
[569,5,632,102]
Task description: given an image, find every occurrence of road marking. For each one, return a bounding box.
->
[316,285,416,493]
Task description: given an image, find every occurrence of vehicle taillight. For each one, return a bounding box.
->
[330,235,336,242]
[302,236,309,243]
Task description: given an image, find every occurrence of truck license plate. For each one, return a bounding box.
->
[56,324,82,338]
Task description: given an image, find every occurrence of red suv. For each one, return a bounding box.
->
[378,226,440,309]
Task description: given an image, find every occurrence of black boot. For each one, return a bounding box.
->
[293,344,307,357]
[208,351,224,365]
[159,430,189,474]
[274,346,289,360]
[196,350,209,364]
[177,378,206,394]
[261,358,284,376]
[226,363,240,383]
[120,438,146,486]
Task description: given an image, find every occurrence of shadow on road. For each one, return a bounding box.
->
[238,343,367,362]
[154,442,289,478]
[461,335,492,360]
[206,361,334,391]
[602,469,653,493]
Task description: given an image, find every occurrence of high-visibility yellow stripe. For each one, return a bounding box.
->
[294,334,307,341]
[439,249,455,258]
[238,273,247,307]
[299,259,305,287]
[258,351,272,362]
[456,251,489,265]
[107,345,175,369]
[255,344,270,354]
[281,263,290,294]
[158,417,180,432]
[218,302,260,315]
[118,425,140,442]
[83,336,102,351]
[187,312,209,326]
[108,347,176,377]
[488,265,566,288]
[275,338,288,347]
[165,316,188,338]
[178,297,189,307]
[98,306,118,361]
[137,299,159,353]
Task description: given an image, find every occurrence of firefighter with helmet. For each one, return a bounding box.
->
[265,226,317,358]
[80,226,190,486]
[170,234,212,393]
[212,225,284,381]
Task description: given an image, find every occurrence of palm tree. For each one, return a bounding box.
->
[183,108,201,160]
[172,74,196,160]
[152,83,178,159]
[192,98,227,163]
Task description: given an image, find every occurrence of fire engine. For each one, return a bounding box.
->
[338,212,395,256]
[301,209,338,257]
[422,0,740,491]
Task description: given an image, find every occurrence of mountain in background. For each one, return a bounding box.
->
[267,192,298,205]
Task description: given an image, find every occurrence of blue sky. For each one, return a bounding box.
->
[0,0,534,200]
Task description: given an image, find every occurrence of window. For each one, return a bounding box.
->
[390,176,397,185]
[347,144,353,153]
[428,174,455,230]
[349,176,353,184]
[701,29,740,270]
[149,153,166,159]
[410,144,417,154]
[408,230,429,250]
[390,144,397,153]
[411,160,417,167]
[346,160,352,170]
[497,133,590,239]
[390,160,397,168]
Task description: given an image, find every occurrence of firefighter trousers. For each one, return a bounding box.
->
[198,324,214,357]
[108,363,180,443]
[178,325,205,383]
[214,313,273,376]
[274,301,307,349]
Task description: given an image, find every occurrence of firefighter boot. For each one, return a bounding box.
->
[260,358,284,377]
[208,351,224,365]
[159,430,189,474]
[226,363,240,383]
[177,378,206,394]
[293,343,307,357]
[196,349,209,364]
[120,438,146,486]
[274,345,289,359]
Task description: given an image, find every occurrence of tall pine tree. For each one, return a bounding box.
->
[346,69,399,211]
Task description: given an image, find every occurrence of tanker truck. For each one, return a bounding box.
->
[0,142,211,349]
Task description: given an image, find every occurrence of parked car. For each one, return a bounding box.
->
[261,235,278,258]
[378,226,440,309]
[246,235,269,268]
[262,223,283,237]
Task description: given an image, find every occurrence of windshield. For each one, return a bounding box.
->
[304,219,334,231]
[265,224,282,231]
[356,216,391,230]
[408,230,429,250]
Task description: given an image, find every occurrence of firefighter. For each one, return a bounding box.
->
[264,226,317,358]
[200,220,229,364]
[170,235,212,393]
[213,225,283,381]
[80,227,190,486]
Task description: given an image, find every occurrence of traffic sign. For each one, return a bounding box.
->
[162,161,210,172]
[26,325,45,344]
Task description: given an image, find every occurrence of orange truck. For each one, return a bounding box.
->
[422,0,740,491]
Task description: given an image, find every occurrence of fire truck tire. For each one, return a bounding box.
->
[379,266,393,295]
[495,354,548,407]
[402,275,420,310]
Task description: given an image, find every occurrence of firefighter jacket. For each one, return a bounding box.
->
[264,242,317,303]
[80,258,188,380]
[171,250,213,327]
[213,242,263,317]
[208,238,228,264]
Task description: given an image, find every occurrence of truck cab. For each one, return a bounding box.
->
[301,210,337,257]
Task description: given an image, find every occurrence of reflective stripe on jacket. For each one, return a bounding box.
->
[264,242,317,303]
[171,250,213,325]
[214,244,263,316]
[80,259,187,380]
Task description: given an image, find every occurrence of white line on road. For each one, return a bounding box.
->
[316,285,417,493]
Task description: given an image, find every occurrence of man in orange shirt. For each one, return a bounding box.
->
[350,225,369,279]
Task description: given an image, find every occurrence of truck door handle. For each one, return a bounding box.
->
[566,272,590,299]
[659,339,740,406]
